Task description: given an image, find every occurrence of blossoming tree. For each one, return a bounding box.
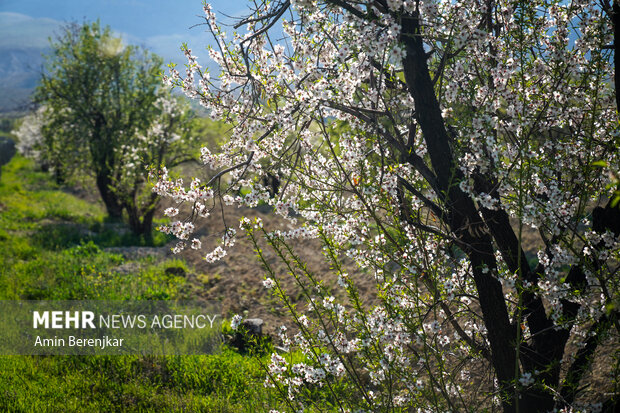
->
[13,107,46,168]
[158,0,620,411]
[30,22,197,240]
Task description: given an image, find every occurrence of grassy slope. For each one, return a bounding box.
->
[0,155,281,412]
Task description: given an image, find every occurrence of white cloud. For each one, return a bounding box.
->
[0,12,62,49]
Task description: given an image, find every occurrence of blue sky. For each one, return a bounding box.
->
[0,0,250,68]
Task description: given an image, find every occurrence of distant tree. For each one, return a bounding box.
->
[31,21,196,240]
[13,107,52,173]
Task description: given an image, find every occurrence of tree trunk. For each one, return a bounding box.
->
[126,203,155,244]
[53,158,65,185]
[95,171,123,219]
[399,11,560,412]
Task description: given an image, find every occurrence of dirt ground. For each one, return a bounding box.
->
[172,204,377,335]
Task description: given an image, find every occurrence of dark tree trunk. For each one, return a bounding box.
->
[125,192,158,244]
[90,118,123,219]
[312,1,616,410]
[399,10,559,412]
[141,210,154,244]
[126,206,155,244]
[96,171,123,219]
[53,158,65,185]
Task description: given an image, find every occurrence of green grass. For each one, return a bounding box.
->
[0,155,284,412]
[0,157,182,301]
[0,351,278,412]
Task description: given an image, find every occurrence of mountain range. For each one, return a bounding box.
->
[0,12,59,114]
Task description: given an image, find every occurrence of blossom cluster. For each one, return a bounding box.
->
[154,0,620,410]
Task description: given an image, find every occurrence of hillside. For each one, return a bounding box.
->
[0,11,58,114]
[0,48,44,113]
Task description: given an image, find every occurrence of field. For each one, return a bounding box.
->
[0,155,288,412]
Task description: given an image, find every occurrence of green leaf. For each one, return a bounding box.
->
[591,160,608,168]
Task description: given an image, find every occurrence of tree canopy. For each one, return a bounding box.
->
[28,22,197,240]
[158,1,620,411]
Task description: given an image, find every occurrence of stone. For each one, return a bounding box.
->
[165,266,186,276]
[242,318,264,335]
[229,318,266,353]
